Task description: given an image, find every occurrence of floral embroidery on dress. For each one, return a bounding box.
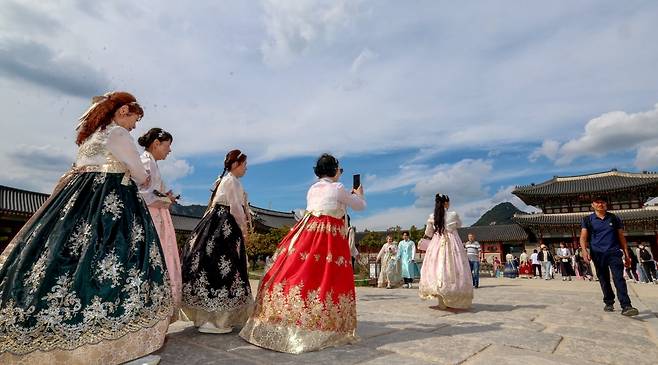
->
[130,216,145,251]
[205,237,216,256]
[300,252,309,261]
[96,249,123,288]
[222,220,232,238]
[59,191,80,220]
[92,173,107,189]
[68,219,93,256]
[149,242,163,270]
[191,252,200,271]
[24,250,49,296]
[101,190,124,221]
[335,256,346,267]
[326,253,333,263]
[218,256,232,278]
[314,254,321,262]
[181,270,251,312]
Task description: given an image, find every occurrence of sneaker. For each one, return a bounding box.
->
[124,355,161,365]
[198,322,232,334]
[603,304,614,312]
[621,307,639,317]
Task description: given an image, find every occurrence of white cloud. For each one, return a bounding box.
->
[529,104,658,167]
[260,0,362,66]
[159,157,194,184]
[635,145,658,170]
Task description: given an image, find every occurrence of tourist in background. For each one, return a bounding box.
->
[493,256,502,278]
[397,231,417,288]
[538,244,553,280]
[575,248,593,281]
[464,233,481,288]
[519,250,533,279]
[181,150,253,334]
[557,242,573,281]
[638,243,656,284]
[530,249,541,279]
[0,92,172,365]
[419,194,473,309]
[580,195,638,316]
[377,234,401,288]
[503,253,518,278]
[138,128,182,316]
[624,246,639,283]
[240,153,366,353]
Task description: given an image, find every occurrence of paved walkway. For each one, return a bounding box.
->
[157,278,658,365]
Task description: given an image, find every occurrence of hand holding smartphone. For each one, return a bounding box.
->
[352,174,361,190]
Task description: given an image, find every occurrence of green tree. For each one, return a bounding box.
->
[358,230,384,248]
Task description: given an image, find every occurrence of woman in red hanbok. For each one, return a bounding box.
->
[240,154,366,354]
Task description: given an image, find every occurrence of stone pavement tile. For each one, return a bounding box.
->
[166,326,255,352]
[438,315,546,332]
[545,326,654,350]
[432,321,562,353]
[357,322,399,339]
[157,334,258,365]
[375,333,490,364]
[533,314,644,336]
[357,313,451,333]
[463,344,601,365]
[228,343,388,365]
[356,353,437,365]
[555,337,658,365]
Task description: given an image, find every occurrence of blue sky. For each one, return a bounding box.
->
[2,1,658,229]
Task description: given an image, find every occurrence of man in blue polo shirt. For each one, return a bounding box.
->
[580,196,638,316]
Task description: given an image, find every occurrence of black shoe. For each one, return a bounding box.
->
[621,307,639,316]
[603,304,614,312]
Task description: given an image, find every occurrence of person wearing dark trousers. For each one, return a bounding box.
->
[625,247,640,282]
[580,195,639,316]
[530,249,542,278]
[638,243,657,284]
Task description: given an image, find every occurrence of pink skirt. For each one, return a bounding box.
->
[149,206,182,308]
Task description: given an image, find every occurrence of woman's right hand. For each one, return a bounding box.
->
[352,185,364,196]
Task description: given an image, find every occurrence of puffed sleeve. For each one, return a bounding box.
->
[445,211,462,232]
[376,244,386,261]
[138,153,158,205]
[106,127,149,185]
[424,214,436,237]
[336,183,366,211]
[227,178,248,234]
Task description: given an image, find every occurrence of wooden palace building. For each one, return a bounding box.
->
[512,169,658,258]
[0,184,297,253]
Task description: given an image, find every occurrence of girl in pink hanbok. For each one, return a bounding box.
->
[138,128,182,313]
[419,194,473,309]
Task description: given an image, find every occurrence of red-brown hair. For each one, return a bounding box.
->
[75,91,144,145]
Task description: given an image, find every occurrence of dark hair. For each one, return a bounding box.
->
[314,153,339,178]
[402,231,409,236]
[206,149,247,211]
[138,128,173,148]
[433,194,450,236]
[76,91,144,145]
[533,249,538,253]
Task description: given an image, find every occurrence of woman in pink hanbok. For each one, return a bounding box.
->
[138,128,182,312]
[419,194,473,309]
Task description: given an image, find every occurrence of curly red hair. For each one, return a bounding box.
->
[76,91,144,145]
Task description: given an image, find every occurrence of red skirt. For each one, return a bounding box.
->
[239,214,357,353]
[519,262,533,276]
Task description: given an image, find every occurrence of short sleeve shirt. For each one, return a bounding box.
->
[582,213,623,253]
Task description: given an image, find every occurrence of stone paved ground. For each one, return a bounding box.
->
[157,278,658,365]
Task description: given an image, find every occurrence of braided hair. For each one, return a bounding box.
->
[433,194,450,236]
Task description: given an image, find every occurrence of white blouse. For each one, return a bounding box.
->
[424,211,462,237]
[211,173,248,232]
[377,243,397,261]
[139,151,166,206]
[75,122,148,185]
[306,178,366,216]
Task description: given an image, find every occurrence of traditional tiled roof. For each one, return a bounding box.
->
[457,224,529,243]
[0,184,298,232]
[0,185,49,215]
[513,170,658,197]
[250,205,297,229]
[170,213,201,233]
[513,207,658,226]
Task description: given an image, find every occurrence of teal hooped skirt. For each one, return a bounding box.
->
[0,171,172,364]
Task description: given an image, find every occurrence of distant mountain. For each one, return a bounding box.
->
[170,203,206,217]
[472,202,527,226]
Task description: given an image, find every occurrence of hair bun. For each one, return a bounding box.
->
[137,135,148,147]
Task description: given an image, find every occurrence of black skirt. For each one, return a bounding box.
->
[181,204,252,326]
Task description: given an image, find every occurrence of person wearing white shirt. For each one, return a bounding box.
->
[241,153,366,354]
[557,242,573,281]
[464,233,481,288]
[181,150,254,334]
[530,249,541,278]
[138,128,182,314]
[0,92,171,365]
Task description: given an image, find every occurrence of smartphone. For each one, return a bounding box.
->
[352,174,361,190]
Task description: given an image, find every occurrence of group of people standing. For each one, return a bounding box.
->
[0,92,371,364]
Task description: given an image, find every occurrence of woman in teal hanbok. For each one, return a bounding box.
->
[0,92,172,365]
[397,232,418,288]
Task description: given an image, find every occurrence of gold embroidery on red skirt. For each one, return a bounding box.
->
[304,221,347,237]
[254,282,356,333]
